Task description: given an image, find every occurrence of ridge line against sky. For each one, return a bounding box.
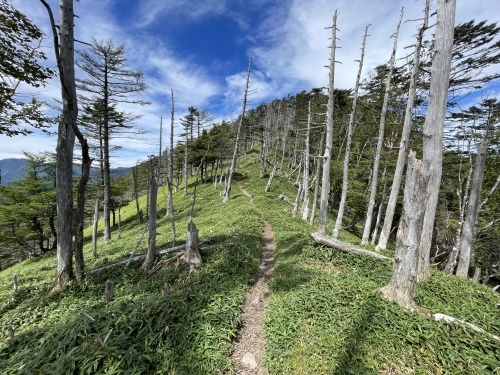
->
[2,0,499,167]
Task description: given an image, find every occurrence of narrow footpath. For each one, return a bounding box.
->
[231,184,275,375]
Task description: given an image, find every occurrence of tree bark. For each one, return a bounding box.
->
[377,0,430,251]
[361,10,403,245]
[380,152,428,310]
[318,10,338,234]
[417,0,456,281]
[333,24,370,238]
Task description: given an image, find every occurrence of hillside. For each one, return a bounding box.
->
[0,152,499,374]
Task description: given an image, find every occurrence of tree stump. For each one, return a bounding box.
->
[185,219,202,272]
[105,280,114,302]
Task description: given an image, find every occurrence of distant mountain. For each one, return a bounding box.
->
[0,158,26,185]
[0,158,131,185]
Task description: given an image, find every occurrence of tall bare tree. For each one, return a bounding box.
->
[333,24,370,238]
[417,0,457,281]
[377,0,430,251]
[317,10,338,234]
[223,57,252,203]
[361,10,403,245]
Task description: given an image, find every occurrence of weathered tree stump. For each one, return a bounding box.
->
[184,219,202,272]
[105,280,114,302]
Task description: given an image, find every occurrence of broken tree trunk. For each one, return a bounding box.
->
[380,152,428,310]
[185,219,202,272]
[265,164,277,193]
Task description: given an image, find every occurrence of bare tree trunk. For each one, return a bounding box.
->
[265,164,277,193]
[333,24,370,238]
[444,140,472,274]
[361,10,403,245]
[472,267,482,283]
[301,100,312,221]
[132,166,143,224]
[183,121,189,196]
[318,10,338,234]
[141,178,158,272]
[292,182,302,218]
[380,152,427,310]
[75,138,90,281]
[223,58,252,203]
[371,166,388,245]
[41,0,77,288]
[310,134,324,226]
[417,0,456,281]
[377,0,430,251]
[92,198,99,257]
[456,142,487,277]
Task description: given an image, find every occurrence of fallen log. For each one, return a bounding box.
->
[311,232,392,261]
[277,193,295,206]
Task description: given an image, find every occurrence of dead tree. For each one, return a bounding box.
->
[456,142,488,277]
[417,0,457,281]
[140,178,158,272]
[380,152,428,310]
[377,0,430,251]
[318,10,338,234]
[361,9,403,245]
[310,134,324,226]
[300,100,312,221]
[167,88,176,244]
[223,57,252,203]
[40,0,78,288]
[333,24,370,238]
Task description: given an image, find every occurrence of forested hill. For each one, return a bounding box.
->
[0,158,131,186]
[0,159,25,185]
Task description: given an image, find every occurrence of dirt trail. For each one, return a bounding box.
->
[231,184,275,375]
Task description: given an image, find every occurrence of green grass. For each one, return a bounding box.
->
[1,151,499,374]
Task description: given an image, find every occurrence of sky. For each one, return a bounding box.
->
[2,0,499,167]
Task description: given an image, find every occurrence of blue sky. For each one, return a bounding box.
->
[2,0,499,167]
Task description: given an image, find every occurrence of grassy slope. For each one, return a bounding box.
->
[0,151,499,374]
[237,154,500,375]
[0,175,262,374]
